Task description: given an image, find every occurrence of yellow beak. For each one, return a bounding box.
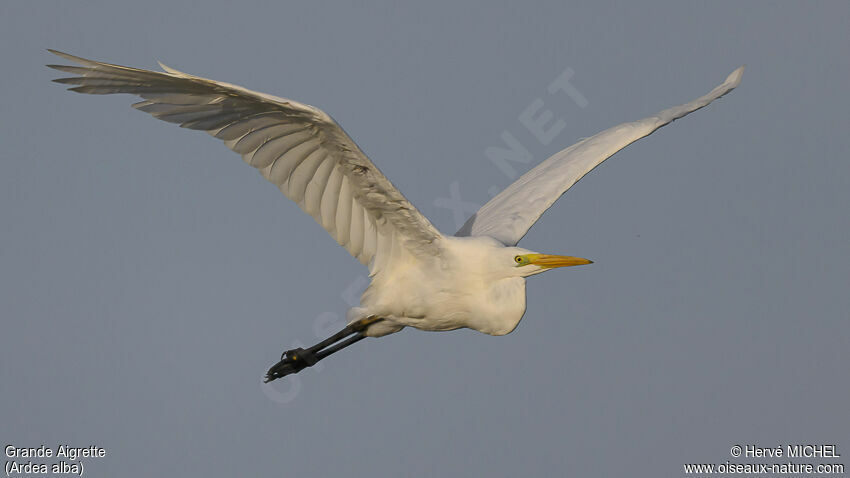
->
[528,254,593,268]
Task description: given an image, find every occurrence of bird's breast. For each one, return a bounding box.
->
[471,277,528,335]
[362,266,527,336]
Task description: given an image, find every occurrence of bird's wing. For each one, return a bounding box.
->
[456,66,744,246]
[48,50,442,268]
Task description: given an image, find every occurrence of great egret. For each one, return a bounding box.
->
[48,51,743,381]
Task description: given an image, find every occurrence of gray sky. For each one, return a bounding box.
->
[2,2,848,477]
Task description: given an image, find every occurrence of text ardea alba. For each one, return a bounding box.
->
[48,51,743,381]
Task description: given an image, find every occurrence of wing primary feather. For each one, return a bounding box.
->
[230,123,307,155]
[213,113,285,141]
[269,139,322,189]
[349,202,365,257]
[247,130,313,168]
[286,147,327,202]
[361,207,377,266]
[320,166,344,235]
[335,175,353,247]
[303,155,336,219]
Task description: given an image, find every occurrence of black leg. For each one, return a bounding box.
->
[315,333,367,360]
[264,317,381,382]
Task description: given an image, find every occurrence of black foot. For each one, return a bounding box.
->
[264,318,379,382]
[264,347,319,382]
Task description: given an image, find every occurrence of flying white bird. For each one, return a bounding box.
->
[48,50,743,381]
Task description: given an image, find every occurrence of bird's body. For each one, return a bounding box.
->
[358,236,532,336]
[48,51,743,378]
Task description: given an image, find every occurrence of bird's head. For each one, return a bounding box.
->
[505,247,593,278]
[447,237,592,279]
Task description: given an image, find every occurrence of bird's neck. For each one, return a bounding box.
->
[472,277,527,336]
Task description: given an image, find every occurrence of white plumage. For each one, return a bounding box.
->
[49,51,743,342]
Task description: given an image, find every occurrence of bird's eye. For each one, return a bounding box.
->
[514,255,523,263]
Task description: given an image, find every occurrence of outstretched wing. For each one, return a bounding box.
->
[48,50,442,269]
[457,66,744,245]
